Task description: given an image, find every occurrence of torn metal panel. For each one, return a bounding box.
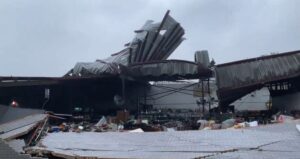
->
[0,114,47,141]
[140,31,157,62]
[136,12,184,63]
[216,50,300,106]
[71,49,130,76]
[0,105,44,124]
[67,11,185,77]
[0,124,37,141]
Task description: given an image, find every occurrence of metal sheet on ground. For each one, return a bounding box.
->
[0,114,47,140]
[31,121,300,159]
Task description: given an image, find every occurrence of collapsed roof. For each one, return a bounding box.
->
[66,11,203,79]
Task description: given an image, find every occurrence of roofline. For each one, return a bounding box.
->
[216,50,300,67]
[130,59,197,66]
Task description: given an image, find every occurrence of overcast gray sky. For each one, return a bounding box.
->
[0,0,299,76]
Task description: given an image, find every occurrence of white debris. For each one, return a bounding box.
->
[128,128,144,133]
[197,120,208,130]
[78,126,84,130]
[95,116,107,127]
[166,128,176,132]
[248,121,258,127]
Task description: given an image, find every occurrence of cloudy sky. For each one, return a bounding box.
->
[0,0,299,76]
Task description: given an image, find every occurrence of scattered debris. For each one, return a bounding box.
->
[248,121,258,127]
[221,119,236,129]
[197,119,208,130]
[0,9,299,159]
[277,115,294,123]
[95,116,107,127]
[128,128,144,133]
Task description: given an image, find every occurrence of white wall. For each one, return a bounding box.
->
[232,87,270,111]
[146,82,199,109]
[146,80,218,110]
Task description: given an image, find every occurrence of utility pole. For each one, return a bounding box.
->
[201,79,205,115]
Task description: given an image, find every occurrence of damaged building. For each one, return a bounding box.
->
[0,11,212,117]
[0,10,299,119]
[0,10,300,159]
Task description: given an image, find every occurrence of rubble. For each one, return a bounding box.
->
[95,116,107,127]
[128,128,144,133]
[0,103,299,159]
[248,121,258,127]
[197,119,208,130]
[221,119,236,129]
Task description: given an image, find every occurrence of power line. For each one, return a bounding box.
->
[147,83,197,97]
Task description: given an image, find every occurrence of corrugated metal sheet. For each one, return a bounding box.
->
[216,51,300,90]
[67,11,185,77]
[0,105,44,124]
[0,114,47,140]
[130,11,184,63]
[215,50,300,105]
[28,122,300,159]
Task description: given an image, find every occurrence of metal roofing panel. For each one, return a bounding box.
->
[216,51,300,90]
[0,105,44,124]
[67,11,185,77]
[28,121,300,159]
[0,114,47,136]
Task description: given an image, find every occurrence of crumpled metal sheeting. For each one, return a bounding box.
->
[0,114,47,140]
[0,114,47,134]
[0,105,44,124]
[68,12,185,77]
[216,51,300,90]
[130,13,185,63]
[71,50,129,76]
[72,62,120,76]
[103,48,130,66]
